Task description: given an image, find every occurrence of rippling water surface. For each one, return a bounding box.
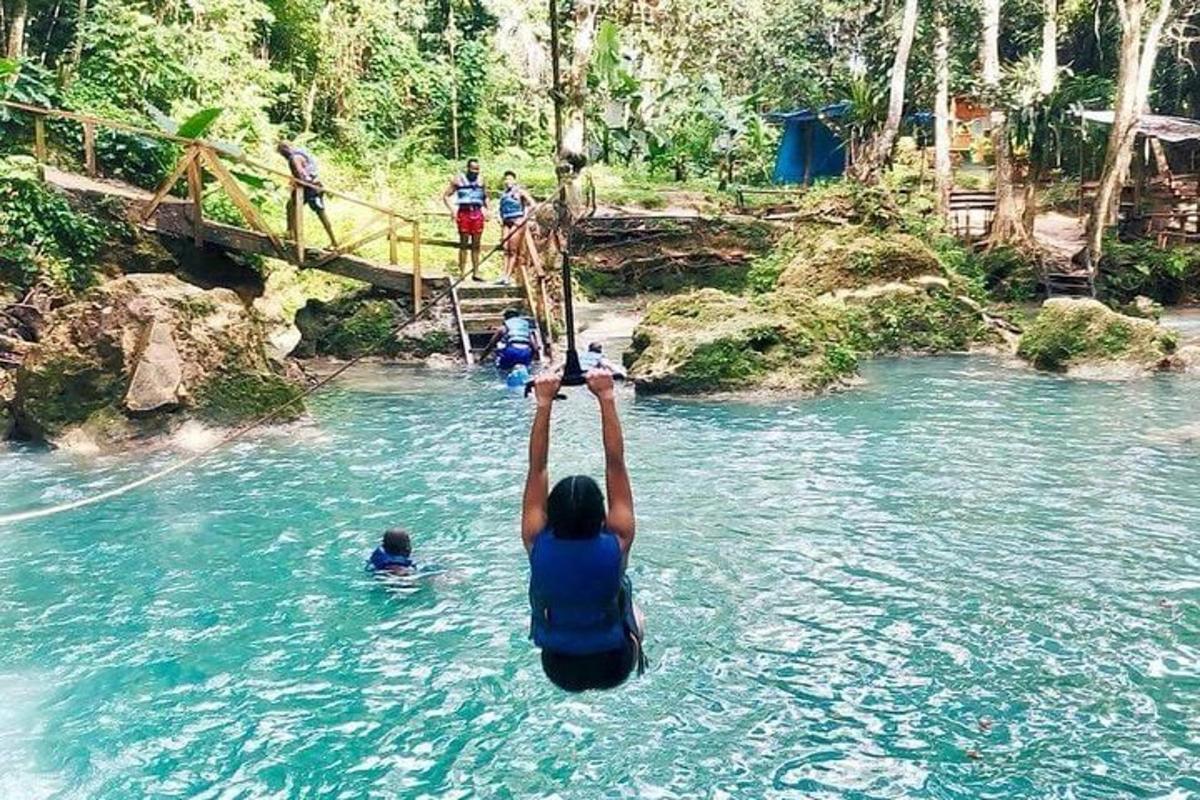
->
[2,357,1199,799]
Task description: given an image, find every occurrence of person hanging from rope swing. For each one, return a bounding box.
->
[277,141,339,248]
[443,158,488,281]
[523,369,647,692]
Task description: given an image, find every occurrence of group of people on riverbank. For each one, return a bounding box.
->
[276,145,536,286]
[441,158,536,285]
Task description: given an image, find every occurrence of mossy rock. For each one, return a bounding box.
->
[14,352,126,439]
[777,225,942,295]
[627,279,999,396]
[194,370,306,424]
[1017,298,1179,372]
[295,291,457,360]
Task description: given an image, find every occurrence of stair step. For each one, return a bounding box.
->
[455,297,528,314]
[456,283,527,300]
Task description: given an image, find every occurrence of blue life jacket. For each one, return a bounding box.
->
[499,187,525,220]
[529,530,626,655]
[367,547,414,572]
[290,146,319,181]
[455,174,486,207]
[503,316,533,345]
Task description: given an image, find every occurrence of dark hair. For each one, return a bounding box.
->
[541,643,636,692]
[546,475,605,540]
[503,308,520,319]
[382,527,411,557]
[588,342,602,353]
[503,170,517,179]
[466,158,480,167]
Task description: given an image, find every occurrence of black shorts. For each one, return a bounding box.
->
[539,576,646,692]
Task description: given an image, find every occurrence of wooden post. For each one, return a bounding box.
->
[292,182,305,265]
[199,148,288,259]
[83,121,96,177]
[187,152,204,248]
[142,148,197,222]
[411,219,423,314]
[388,214,398,265]
[33,113,47,164]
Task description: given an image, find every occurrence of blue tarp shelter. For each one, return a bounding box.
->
[766,102,850,185]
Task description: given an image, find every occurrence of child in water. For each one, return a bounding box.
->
[367,527,416,574]
[523,369,646,691]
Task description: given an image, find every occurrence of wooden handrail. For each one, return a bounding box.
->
[1,99,416,223]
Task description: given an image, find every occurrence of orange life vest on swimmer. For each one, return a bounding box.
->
[529,529,626,655]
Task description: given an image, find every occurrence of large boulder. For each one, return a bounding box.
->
[294,289,458,360]
[1017,297,1183,376]
[625,278,998,395]
[0,369,13,439]
[12,273,303,446]
[777,225,943,295]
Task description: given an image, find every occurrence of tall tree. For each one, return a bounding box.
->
[934,3,953,220]
[983,0,1029,246]
[5,0,28,59]
[1084,0,1174,264]
[560,0,598,161]
[1023,0,1058,235]
[852,0,919,183]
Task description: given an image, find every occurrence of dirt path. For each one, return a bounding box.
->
[1034,211,1085,265]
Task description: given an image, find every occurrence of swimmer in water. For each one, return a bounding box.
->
[366,527,416,575]
[523,369,646,691]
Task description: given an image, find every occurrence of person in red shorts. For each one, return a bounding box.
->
[442,158,489,281]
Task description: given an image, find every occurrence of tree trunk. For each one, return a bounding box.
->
[1084,0,1173,264]
[561,0,598,162]
[934,7,953,220]
[981,0,1029,246]
[67,0,88,74]
[853,0,919,183]
[1039,0,1058,96]
[447,2,460,160]
[5,0,28,60]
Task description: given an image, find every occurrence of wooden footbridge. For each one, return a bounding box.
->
[2,101,555,362]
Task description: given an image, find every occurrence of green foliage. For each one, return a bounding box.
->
[177,108,223,139]
[0,156,106,293]
[1098,236,1200,305]
[746,235,801,294]
[14,354,124,437]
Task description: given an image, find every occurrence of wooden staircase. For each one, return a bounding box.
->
[453,282,538,364]
[1044,269,1096,298]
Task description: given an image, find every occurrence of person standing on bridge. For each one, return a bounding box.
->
[277,141,339,248]
[443,158,488,281]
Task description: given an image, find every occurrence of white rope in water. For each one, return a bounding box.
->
[0,207,548,526]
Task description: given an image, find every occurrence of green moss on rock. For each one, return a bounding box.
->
[15,353,125,438]
[1017,298,1179,372]
[777,225,942,295]
[626,279,998,395]
[295,292,457,360]
[194,370,306,423]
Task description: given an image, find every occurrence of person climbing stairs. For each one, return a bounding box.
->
[454,282,541,364]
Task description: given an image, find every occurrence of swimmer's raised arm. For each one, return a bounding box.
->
[522,373,560,552]
[587,369,635,553]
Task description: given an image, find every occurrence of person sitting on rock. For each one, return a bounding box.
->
[367,527,416,575]
[524,369,647,691]
[482,309,541,371]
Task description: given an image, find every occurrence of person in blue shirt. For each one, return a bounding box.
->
[482,308,541,370]
[367,527,416,575]
[497,170,535,286]
[277,141,338,247]
[523,369,646,691]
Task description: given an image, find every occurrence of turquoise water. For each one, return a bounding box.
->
[2,357,1199,799]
